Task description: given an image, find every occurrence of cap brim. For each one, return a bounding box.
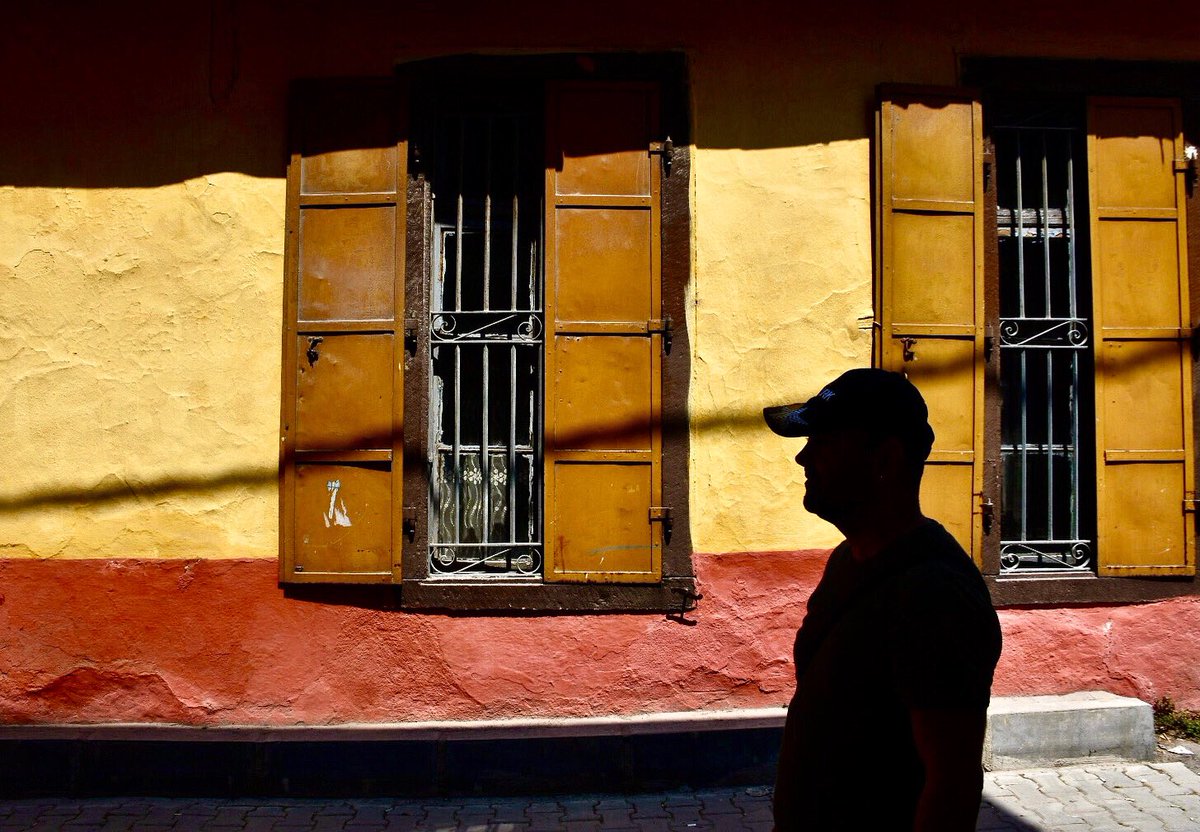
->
[763,403,814,437]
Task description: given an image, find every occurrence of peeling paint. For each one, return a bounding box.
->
[323,480,352,528]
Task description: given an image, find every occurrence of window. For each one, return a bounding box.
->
[993,100,1096,573]
[279,56,695,612]
[876,76,1198,603]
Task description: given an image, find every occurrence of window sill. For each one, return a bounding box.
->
[399,576,698,614]
[986,574,1199,607]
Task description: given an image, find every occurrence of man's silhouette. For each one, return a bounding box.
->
[764,368,1002,831]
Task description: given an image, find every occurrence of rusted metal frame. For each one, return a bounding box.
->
[279,98,303,584]
[453,117,465,549]
[1041,133,1056,542]
[980,127,1004,577]
[401,150,434,584]
[391,91,409,585]
[649,89,665,582]
[509,117,520,551]
[481,118,493,557]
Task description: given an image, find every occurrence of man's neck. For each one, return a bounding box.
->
[841,504,927,562]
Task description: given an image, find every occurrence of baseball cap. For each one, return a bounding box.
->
[763,368,935,460]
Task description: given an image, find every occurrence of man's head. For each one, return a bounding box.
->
[763,369,934,528]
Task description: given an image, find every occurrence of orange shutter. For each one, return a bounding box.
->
[1089,97,1195,575]
[543,82,664,583]
[877,88,987,563]
[280,81,407,583]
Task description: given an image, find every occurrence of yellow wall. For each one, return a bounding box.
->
[0,178,284,557]
[5,1,1200,559]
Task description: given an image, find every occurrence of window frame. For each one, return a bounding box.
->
[956,59,1200,605]
[392,54,696,612]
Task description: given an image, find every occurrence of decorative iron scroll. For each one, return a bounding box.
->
[429,544,543,576]
[999,318,1089,349]
[1000,540,1093,573]
[430,311,544,344]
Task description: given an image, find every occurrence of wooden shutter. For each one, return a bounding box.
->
[877,88,987,563]
[280,80,407,584]
[1089,97,1195,575]
[543,82,665,583]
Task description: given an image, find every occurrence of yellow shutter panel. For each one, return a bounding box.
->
[1089,97,1195,575]
[280,80,407,584]
[877,88,987,563]
[543,82,664,583]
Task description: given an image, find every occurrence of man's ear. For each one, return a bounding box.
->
[876,435,909,480]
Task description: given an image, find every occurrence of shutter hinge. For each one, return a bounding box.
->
[1174,145,1197,173]
[1185,494,1198,514]
[648,317,673,355]
[982,147,995,192]
[984,324,996,362]
[1177,147,1198,196]
[649,137,673,176]
[650,506,673,545]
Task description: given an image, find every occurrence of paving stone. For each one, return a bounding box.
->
[380,816,427,832]
[313,818,353,831]
[1146,805,1200,830]
[628,797,670,820]
[702,816,754,832]
[523,801,560,815]
[1086,766,1143,788]
[695,794,741,816]
[561,820,602,832]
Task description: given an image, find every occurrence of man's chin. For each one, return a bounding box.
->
[803,494,842,526]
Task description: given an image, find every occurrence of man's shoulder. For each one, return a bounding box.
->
[890,522,996,610]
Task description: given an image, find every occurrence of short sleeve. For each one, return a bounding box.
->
[887,561,1002,710]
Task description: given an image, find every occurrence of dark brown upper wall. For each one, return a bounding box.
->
[6,0,1200,188]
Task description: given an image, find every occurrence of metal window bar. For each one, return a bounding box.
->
[996,123,1095,574]
[428,111,544,578]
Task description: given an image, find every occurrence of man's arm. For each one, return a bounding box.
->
[910,706,988,832]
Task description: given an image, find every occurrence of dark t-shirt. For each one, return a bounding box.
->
[773,520,1002,831]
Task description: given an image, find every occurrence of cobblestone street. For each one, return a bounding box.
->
[4,762,1200,831]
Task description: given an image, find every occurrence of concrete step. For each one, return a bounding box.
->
[985,691,1156,770]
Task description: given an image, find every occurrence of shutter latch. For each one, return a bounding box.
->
[650,506,673,545]
[979,494,995,535]
[404,318,420,357]
[648,317,673,354]
[402,507,417,542]
[649,137,673,176]
[306,336,323,367]
[668,586,703,626]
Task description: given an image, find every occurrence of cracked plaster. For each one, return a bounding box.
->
[1,176,283,559]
